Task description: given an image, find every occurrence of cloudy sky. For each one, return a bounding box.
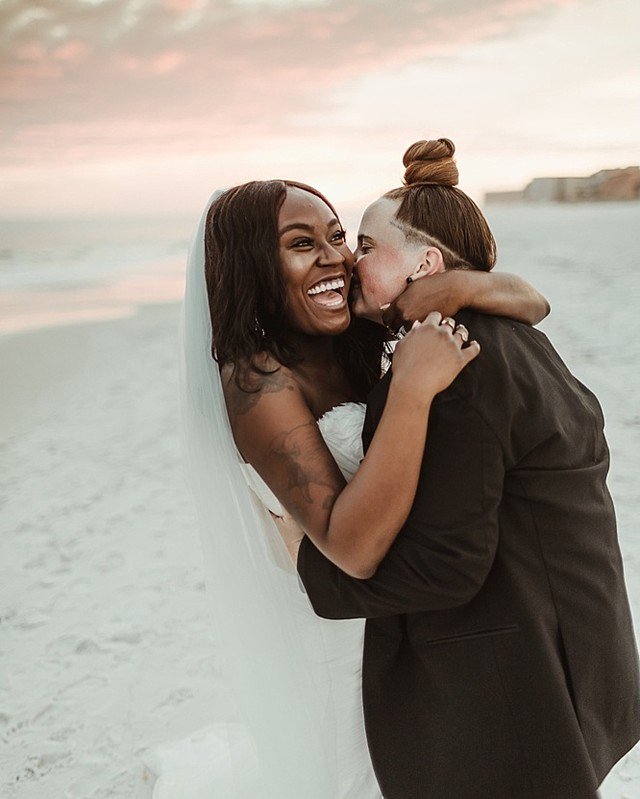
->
[1,0,638,218]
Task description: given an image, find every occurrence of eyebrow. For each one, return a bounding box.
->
[357,233,374,243]
[279,218,340,236]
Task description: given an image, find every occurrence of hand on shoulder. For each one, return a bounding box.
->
[391,311,480,402]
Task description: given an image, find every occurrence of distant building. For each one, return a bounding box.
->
[485,166,640,204]
[482,189,525,204]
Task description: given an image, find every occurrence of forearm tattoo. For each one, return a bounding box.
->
[224,367,343,523]
[268,422,342,518]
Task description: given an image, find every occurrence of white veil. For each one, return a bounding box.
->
[177,192,340,798]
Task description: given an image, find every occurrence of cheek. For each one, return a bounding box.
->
[277,260,308,327]
[361,272,390,303]
[359,250,405,303]
[280,254,307,298]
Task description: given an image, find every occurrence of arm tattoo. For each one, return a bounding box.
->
[225,368,296,419]
[268,422,342,518]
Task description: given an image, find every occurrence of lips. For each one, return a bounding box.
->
[306,276,346,309]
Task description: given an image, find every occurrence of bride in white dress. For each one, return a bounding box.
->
[147,401,380,799]
[145,181,548,798]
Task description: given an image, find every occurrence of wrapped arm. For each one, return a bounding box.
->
[224,319,478,580]
[297,398,504,619]
[461,272,550,324]
[383,270,550,330]
[223,361,434,580]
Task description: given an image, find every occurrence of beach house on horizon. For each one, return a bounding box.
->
[485,166,640,205]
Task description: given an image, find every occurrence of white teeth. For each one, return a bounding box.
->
[307,277,345,295]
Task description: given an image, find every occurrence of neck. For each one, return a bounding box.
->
[288,331,336,367]
[287,331,355,409]
[358,311,392,332]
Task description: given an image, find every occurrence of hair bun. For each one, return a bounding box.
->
[402,138,459,187]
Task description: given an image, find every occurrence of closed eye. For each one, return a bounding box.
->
[358,234,374,254]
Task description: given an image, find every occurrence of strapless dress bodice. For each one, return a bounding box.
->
[317,402,366,481]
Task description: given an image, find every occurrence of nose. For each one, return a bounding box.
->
[318,240,346,267]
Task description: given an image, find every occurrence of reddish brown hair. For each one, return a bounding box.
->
[384,138,497,271]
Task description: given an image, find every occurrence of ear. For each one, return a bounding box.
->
[408,247,446,281]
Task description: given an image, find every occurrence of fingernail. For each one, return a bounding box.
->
[380,303,391,310]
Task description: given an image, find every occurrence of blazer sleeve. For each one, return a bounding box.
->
[296,398,504,619]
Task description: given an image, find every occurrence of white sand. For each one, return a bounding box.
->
[1,203,639,797]
[1,304,232,798]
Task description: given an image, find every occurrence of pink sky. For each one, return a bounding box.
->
[1,0,638,218]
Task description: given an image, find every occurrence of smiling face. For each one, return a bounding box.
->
[352,197,425,322]
[278,187,353,337]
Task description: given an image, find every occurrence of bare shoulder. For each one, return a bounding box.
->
[221,354,345,532]
[221,354,301,421]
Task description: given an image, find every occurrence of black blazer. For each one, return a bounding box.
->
[297,311,640,799]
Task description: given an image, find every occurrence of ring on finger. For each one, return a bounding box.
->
[454,324,469,342]
[440,316,456,331]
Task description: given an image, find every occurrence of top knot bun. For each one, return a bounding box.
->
[402,138,459,187]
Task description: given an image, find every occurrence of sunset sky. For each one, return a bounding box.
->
[2,0,638,219]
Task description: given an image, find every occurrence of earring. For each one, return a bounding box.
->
[253,317,266,338]
[406,264,426,284]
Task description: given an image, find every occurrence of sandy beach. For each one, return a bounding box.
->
[1,203,640,797]
[1,303,230,797]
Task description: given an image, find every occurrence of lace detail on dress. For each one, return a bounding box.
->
[317,402,366,481]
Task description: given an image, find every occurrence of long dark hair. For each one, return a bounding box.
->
[204,179,385,397]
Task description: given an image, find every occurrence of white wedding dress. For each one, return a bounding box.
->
[144,401,384,799]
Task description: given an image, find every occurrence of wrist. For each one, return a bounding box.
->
[387,375,435,411]
[454,270,474,309]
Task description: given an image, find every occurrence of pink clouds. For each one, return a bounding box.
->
[1,1,572,120]
[53,39,90,63]
[0,0,610,215]
[115,49,186,74]
[162,0,203,13]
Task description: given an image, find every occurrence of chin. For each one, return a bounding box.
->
[302,309,351,337]
[326,313,352,335]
